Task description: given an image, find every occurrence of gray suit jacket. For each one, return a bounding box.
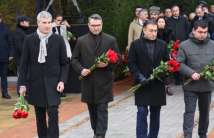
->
[177,34,214,92]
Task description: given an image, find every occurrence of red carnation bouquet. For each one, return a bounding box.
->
[128,40,181,92]
[79,49,118,80]
[12,95,29,119]
[129,59,180,93]
[167,40,180,59]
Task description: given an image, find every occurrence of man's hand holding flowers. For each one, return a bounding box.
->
[137,73,150,85]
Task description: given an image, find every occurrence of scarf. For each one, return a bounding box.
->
[53,24,72,58]
[37,29,52,63]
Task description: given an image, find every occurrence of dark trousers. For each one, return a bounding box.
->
[136,105,161,138]
[87,103,108,137]
[34,106,59,138]
[0,62,8,96]
[183,91,211,138]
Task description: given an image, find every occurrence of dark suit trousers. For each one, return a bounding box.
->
[0,62,8,96]
[183,91,211,138]
[87,103,108,136]
[34,106,59,138]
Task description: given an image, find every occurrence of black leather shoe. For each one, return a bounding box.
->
[2,94,11,99]
[96,135,105,138]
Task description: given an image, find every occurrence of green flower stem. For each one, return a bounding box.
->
[183,73,203,86]
[79,64,97,80]
[128,84,141,93]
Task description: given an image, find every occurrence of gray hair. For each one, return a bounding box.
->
[88,13,102,23]
[37,11,52,22]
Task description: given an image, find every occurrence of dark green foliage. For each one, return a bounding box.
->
[1,0,213,78]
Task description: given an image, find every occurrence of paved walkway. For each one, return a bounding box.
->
[55,85,214,138]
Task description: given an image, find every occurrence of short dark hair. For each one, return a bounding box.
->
[55,14,63,19]
[135,5,144,9]
[143,19,157,28]
[171,5,180,10]
[88,13,102,22]
[193,20,208,30]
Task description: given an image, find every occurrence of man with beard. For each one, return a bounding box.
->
[177,20,214,138]
[72,14,120,138]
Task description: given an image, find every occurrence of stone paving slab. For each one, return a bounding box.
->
[35,85,214,138]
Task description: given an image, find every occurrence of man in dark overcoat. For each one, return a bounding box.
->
[128,20,168,138]
[72,14,120,138]
[0,13,13,99]
[18,11,69,138]
[13,15,30,72]
[166,5,190,42]
[13,15,30,95]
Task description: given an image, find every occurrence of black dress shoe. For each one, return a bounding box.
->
[96,135,105,138]
[2,94,11,99]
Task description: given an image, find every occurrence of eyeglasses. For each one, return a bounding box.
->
[89,24,102,27]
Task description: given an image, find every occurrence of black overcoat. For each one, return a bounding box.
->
[72,33,120,104]
[18,33,69,107]
[128,38,168,106]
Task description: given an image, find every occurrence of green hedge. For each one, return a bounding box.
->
[1,0,213,48]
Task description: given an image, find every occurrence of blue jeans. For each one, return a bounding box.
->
[136,105,161,138]
[0,62,8,96]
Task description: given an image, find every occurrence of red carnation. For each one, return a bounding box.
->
[170,50,178,59]
[106,49,118,64]
[172,40,180,50]
[12,95,29,119]
[167,59,180,73]
[12,110,21,119]
[21,111,28,118]
[79,49,119,80]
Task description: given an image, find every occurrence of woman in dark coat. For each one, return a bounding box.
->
[128,20,168,138]
[157,17,175,95]
[157,17,174,43]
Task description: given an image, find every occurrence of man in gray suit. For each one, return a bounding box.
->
[177,20,214,138]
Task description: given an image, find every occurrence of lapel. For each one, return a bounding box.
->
[87,33,103,57]
[46,34,53,51]
[140,38,161,65]
[140,38,152,63]
[33,33,40,55]
[153,40,161,63]
[95,33,104,56]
